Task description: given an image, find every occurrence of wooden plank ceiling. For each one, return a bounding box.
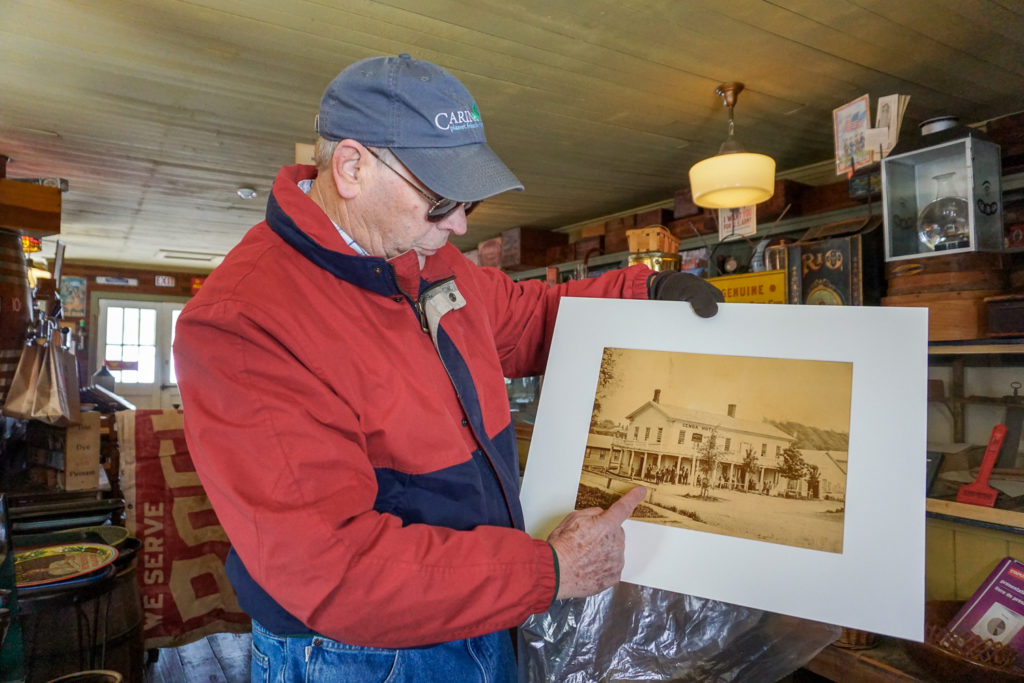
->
[1,0,1023,268]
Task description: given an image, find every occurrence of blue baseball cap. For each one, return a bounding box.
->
[316,54,524,202]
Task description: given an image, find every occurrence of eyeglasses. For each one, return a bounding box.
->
[366,148,479,222]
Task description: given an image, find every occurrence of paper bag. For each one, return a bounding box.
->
[3,340,44,419]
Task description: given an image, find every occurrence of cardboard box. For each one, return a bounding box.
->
[500,227,568,270]
[63,411,102,490]
[24,411,102,491]
[477,236,502,268]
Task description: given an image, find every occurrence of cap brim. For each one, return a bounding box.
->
[392,143,524,202]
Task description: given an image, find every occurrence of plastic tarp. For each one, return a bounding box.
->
[519,584,840,682]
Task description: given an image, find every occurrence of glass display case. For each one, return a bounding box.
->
[881,137,1003,261]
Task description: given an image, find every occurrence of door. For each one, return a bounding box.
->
[97,299,184,409]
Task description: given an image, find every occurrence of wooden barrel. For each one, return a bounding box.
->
[21,538,144,683]
[0,229,32,403]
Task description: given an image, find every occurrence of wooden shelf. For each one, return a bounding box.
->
[929,341,1024,357]
[926,497,1024,533]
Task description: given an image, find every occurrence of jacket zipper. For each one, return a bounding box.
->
[413,275,456,334]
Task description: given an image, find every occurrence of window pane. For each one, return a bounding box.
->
[140,309,156,346]
[106,308,124,346]
[124,308,140,345]
[138,347,156,383]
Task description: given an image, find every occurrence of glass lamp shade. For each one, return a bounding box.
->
[688,152,776,209]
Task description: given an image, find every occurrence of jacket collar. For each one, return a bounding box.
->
[265,164,455,301]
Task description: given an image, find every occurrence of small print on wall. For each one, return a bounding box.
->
[60,276,88,318]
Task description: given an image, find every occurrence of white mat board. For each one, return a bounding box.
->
[520,299,927,641]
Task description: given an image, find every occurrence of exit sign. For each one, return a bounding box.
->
[154,275,176,287]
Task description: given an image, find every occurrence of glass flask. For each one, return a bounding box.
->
[917,171,969,251]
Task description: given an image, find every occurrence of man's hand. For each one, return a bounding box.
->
[647,271,725,318]
[547,485,647,600]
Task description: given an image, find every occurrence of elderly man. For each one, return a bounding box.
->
[174,54,722,682]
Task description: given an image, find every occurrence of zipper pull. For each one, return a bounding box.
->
[416,298,429,334]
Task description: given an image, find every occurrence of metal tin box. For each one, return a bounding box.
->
[881,137,1003,261]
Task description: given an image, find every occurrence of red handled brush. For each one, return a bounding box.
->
[957,424,1006,507]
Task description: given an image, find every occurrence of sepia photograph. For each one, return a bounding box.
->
[574,346,853,553]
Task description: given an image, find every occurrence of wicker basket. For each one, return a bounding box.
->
[626,226,679,254]
[834,627,878,650]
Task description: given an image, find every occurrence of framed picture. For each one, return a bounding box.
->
[59,275,88,318]
[521,298,927,641]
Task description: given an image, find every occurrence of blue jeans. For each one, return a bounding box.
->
[250,620,517,682]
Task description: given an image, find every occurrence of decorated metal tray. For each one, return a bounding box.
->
[14,542,118,588]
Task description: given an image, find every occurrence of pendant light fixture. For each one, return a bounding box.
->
[688,82,776,209]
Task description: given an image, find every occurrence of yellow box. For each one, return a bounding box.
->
[708,270,788,304]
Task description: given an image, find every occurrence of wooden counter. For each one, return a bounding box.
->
[803,639,937,682]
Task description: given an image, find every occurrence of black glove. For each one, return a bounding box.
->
[647,271,724,318]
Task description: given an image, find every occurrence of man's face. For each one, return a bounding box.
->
[369,153,468,266]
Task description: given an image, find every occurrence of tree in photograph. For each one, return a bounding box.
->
[740,447,759,491]
[806,463,821,499]
[778,446,808,496]
[695,427,724,499]
[590,347,622,430]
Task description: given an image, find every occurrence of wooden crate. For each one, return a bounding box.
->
[756,179,807,221]
[604,215,636,254]
[667,214,716,239]
[500,227,568,270]
[573,235,604,260]
[672,187,701,218]
[882,289,1001,341]
[985,293,1024,337]
[632,208,673,228]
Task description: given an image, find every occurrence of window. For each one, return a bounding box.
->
[103,305,157,384]
[98,299,185,409]
[776,445,782,456]
[656,427,663,443]
[709,434,717,450]
[633,426,639,440]
[761,443,768,457]
[677,430,686,444]
[644,427,651,441]
[724,437,731,451]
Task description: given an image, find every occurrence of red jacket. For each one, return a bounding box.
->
[174,164,651,648]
